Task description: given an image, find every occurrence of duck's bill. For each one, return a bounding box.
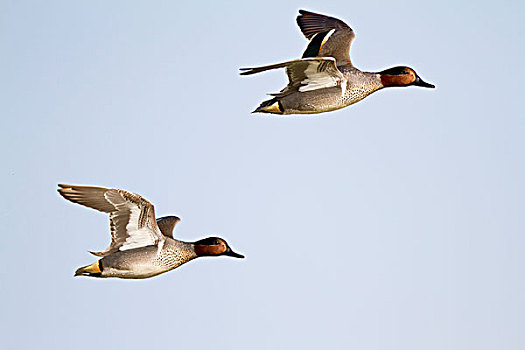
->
[413,77,435,88]
[225,248,245,259]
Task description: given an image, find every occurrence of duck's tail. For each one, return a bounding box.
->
[252,97,284,114]
[75,260,103,277]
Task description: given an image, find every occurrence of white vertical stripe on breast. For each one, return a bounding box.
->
[341,80,348,96]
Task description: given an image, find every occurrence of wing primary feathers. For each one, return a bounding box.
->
[296,10,352,39]
[296,10,355,65]
[58,184,164,256]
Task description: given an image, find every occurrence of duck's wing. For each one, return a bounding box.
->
[296,10,355,66]
[240,57,345,97]
[156,216,181,239]
[58,184,164,257]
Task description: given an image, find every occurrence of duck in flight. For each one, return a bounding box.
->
[240,10,435,115]
[58,184,244,279]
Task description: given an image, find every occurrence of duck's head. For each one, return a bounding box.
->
[193,237,245,258]
[379,66,435,88]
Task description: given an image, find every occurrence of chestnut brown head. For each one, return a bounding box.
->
[380,66,434,88]
[193,237,244,258]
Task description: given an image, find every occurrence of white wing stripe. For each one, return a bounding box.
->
[120,204,158,251]
[103,191,160,251]
[298,60,341,92]
[320,29,336,48]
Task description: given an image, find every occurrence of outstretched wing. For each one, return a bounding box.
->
[58,184,164,256]
[240,57,345,97]
[296,10,355,65]
[156,216,181,239]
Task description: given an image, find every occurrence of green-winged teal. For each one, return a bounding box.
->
[58,184,244,279]
[240,10,434,115]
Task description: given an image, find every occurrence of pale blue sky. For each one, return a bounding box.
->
[1,0,524,349]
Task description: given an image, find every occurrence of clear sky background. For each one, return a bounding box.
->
[1,0,524,349]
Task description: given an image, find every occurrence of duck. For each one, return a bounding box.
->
[240,10,435,115]
[58,184,244,279]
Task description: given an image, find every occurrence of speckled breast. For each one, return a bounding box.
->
[341,70,383,106]
[154,240,196,270]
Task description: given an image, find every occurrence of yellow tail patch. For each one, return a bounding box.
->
[259,102,283,114]
[75,261,102,276]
